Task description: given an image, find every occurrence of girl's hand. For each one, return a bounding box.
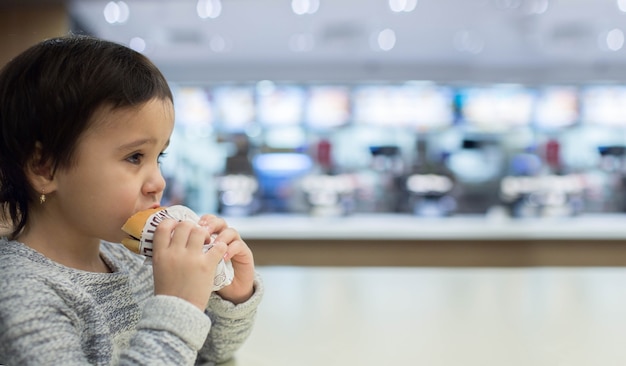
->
[151,218,228,311]
[198,214,256,304]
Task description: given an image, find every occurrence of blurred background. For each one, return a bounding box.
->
[67,0,626,224]
[5,1,626,365]
[6,0,626,226]
[4,0,621,267]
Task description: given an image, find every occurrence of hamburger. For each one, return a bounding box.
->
[120,205,234,290]
[121,206,165,255]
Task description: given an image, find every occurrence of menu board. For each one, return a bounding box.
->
[352,85,415,127]
[460,86,535,132]
[533,86,579,130]
[257,85,305,126]
[580,86,626,127]
[353,84,453,130]
[410,85,454,131]
[172,86,213,129]
[305,85,351,130]
[212,85,256,132]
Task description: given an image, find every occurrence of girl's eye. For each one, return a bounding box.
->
[126,153,143,165]
[158,152,168,164]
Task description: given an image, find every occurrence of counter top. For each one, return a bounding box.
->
[225,214,626,266]
[227,213,626,241]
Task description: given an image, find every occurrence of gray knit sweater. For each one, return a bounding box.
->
[0,239,263,365]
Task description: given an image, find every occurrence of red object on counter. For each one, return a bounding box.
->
[545,139,560,169]
[317,139,332,170]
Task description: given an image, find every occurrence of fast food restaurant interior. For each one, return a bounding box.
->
[6,0,626,364]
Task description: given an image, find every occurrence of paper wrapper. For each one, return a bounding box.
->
[135,205,234,291]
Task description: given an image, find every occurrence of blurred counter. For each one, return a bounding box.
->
[226,214,626,267]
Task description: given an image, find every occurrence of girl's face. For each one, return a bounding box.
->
[50,98,174,244]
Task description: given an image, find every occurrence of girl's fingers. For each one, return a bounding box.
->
[158,220,206,252]
[152,218,177,249]
[187,224,209,251]
[230,240,254,263]
[169,220,193,249]
[194,215,255,266]
[198,214,226,230]
[211,227,239,247]
[204,240,228,261]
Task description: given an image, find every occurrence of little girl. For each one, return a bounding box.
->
[0,35,263,365]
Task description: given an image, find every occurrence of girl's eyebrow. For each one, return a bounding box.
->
[118,138,171,152]
[117,138,156,152]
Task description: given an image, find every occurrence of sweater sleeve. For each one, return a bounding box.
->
[195,272,264,365]
[0,274,211,365]
[121,295,212,365]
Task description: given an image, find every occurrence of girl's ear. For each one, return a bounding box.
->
[25,142,57,195]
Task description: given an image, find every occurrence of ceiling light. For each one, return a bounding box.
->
[377,29,396,51]
[129,37,146,52]
[103,1,129,24]
[197,0,222,19]
[389,0,417,13]
[607,28,624,51]
[292,0,320,15]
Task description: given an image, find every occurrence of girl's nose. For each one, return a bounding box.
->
[143,167,166,197]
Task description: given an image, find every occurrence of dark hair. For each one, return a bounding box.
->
[0,35,173,238]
